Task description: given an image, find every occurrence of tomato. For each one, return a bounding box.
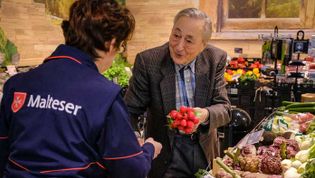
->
[237,57,245,63]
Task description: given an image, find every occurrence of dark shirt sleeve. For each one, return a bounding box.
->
[0,82,12,177]
[97,95,154,178]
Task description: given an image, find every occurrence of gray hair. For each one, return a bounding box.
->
[174,8,212,43]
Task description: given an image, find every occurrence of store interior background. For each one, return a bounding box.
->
[3,0,313,65]
[1,0,315,149]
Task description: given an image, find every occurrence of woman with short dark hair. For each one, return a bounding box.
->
[0,1,162,178]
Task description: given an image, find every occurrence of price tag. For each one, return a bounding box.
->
[230,88,238,95]
[246,129,264,145]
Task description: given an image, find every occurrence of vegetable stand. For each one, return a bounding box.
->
[207,102,315,178]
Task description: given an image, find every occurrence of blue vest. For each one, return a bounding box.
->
[0,45,154,178]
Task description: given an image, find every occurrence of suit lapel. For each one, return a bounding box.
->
[195,54,211,108]
[160,53,176,114]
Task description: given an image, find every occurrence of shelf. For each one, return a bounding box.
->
[287,72,305,78]
[288,60,306,66]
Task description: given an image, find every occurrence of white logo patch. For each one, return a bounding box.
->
[27,94,82,116]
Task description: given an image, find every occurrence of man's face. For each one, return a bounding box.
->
[169,16,206,65]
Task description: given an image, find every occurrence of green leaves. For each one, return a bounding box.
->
[302,159,315,178]
[103,54,132,88]
[194,169,209,178]
[0,27,18,66]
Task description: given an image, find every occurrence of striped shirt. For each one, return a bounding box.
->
[175,60,196,110]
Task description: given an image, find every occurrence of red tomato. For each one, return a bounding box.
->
[250,64,257,68]
[237,57,245,63]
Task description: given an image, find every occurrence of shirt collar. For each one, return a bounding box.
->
[45,44,98,71]
[175,59,196,74]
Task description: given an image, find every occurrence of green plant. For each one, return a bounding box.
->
[0,27,7,50]
[103,54,132,88]
[0,27,18,66]
[3,40,18,66]
[0,27,17,66]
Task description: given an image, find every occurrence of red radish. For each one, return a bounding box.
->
[187,111,195,119]
[179,106,187,113]
[176,113,183,120]
[180,119,187,127]
[184,128,193,134]
[193,118,199,124]
[167,106,200,134]
[170,110,177,118]
[186,121,194,128]
[182,113,188,120]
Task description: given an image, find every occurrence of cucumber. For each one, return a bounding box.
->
[288,106,315,113]
[285,102,315,109]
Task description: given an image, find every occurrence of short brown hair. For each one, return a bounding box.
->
[62,0,135,60]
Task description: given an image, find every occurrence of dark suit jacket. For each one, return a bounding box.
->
[124,43,231,178]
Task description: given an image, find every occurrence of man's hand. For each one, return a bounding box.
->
[192,107,209,132]
[135,131,144,146]
[194,107,209,123]
[137,138,144,146]
[144,137,162,159]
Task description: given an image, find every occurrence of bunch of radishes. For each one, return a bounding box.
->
[167,106,200,134]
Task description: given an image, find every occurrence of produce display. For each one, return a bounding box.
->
[227,57,263,69]
[201,101,315,178]
[224,57,263,83]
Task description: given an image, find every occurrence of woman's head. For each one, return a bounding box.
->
[62,0,135,60]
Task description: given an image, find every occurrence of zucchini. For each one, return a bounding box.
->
[288,106,315,113]
[285,102,315,109]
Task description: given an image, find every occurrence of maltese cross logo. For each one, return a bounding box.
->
[11,92,27,113]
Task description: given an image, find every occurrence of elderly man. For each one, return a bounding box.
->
[125,8,231,178]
